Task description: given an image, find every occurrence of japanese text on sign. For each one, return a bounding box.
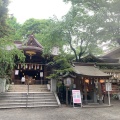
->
[72,90,81,103]
[105,83,112,91]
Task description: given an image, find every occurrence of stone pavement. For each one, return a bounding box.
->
[0,100,120,120]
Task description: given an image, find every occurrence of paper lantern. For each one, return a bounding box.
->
[100,79,104,83]
[85,79,89,83]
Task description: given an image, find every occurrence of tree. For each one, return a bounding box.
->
[7,16,23,40]
[47,55,74,79]
[0,39,25,77]
[0,0,10,38]
[21,18,51,37]
[64,0,120,50]
[97,0,120,46]
[36,18,66,55]
[0,0,25,78]
[61,6,103,62]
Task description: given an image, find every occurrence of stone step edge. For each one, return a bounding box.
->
[1,92,52,93]
[0,105,59,109]
[0,102,58,105]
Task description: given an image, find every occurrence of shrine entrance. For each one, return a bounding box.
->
[13,63,46,85]
[12,35,49,85]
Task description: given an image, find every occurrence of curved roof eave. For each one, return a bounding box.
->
[18,46,43,52]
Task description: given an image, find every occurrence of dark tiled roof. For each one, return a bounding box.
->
[101,46,120,58]
[14,35,43,52]
[73,65,110,78]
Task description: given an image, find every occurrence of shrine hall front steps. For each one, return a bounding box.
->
[8,85,49,92]
[0,85,60,108]
[0,92,60,108]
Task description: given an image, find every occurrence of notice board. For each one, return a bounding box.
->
[72,90,81,103]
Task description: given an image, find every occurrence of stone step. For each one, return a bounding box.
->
[0,99,57,102]
[0,105,59,109]
[0,96,54,100]
[0,93,54,97]
[0,92,59,109]
[8,85,49,92]
[0,101,58,106]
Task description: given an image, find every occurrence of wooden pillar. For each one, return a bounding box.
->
[84,80,88,104]
[74,76,80,89]
[98,80,103,104]
[43,65,47,84]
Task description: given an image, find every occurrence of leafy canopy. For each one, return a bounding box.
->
[0,0,25,77]
[47,55,74,79]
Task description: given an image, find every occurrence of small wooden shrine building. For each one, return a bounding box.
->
[72,62,111,104]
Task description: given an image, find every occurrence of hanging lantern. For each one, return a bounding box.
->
[26,64,28,69]
[40,65,42,70]
[34,64,36,70]
[116,74,118,79]
[29,64,31,70]
[100,79,104,83]
[91,80,92,84]
[31,64,33,69]
[37,65,39,69]
[23,64,25,69]
[17,64,20,69]
[85,79,89,83]
[113,73,116,78]
[21,64,23,68]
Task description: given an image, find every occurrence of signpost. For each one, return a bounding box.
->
[72,90,82,108]
[105,82,112,106]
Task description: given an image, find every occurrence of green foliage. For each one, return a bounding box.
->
[64,0,120,50]
[21,18,50,37]
[35,18,65,55]
[0,0,10,38]
[47,55,74,79]
[61,6,104,61]
[0,0,25,78]
[0,37,25,77]
[112,94,119,100]
[6,17,22,40]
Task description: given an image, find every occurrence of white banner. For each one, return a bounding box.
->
[72,90,81,103]
[106,83,112,91]
[15,70,19,75]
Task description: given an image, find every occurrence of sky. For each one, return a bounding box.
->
[8,0,71,24]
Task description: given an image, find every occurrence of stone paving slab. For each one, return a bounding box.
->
[0,100,120,120]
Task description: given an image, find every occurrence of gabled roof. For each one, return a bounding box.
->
[23,35,43,49]
[15,35,43,52]
[73,64,111,78]
[101,46,120,58]
[81,54,104,63]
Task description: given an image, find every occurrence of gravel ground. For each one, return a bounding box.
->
[0,100,120,120]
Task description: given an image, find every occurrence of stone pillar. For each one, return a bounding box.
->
[93,91,97,103]
[0,78,6,93]
[43,65,47,84]
[51,79,57,92]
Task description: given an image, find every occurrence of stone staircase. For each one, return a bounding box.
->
[8,85,49,92]
[0,85,60,108]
